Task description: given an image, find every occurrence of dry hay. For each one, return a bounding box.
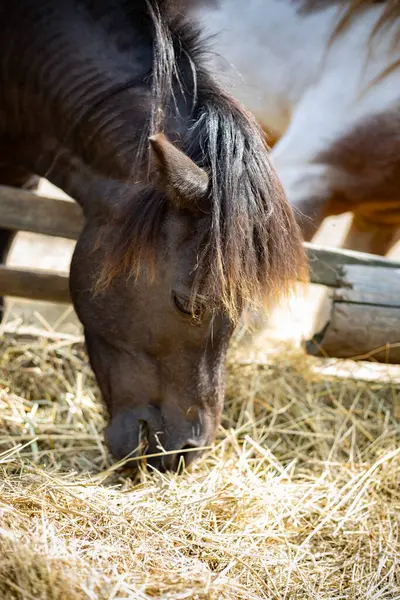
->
[0,328,399,600]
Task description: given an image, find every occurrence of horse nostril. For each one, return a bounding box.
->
[181,442,199,454]
[165,442,200,472]
[138,419,150,455]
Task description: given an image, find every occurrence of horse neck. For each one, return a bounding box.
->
[0,1,201,215]
[189,0,398,137]
[0,1,154,186]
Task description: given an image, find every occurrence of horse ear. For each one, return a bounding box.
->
[149,133,209,210]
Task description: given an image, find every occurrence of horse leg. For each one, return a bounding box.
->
[343,212,400,256]
[0,165,40,318]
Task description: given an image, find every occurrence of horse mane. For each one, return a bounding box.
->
[97,0,307,319]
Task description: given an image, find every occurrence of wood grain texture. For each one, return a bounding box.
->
[0,265,70,303]
[305,242,400,287]
[306,264,400,363]
[0,185,83,240]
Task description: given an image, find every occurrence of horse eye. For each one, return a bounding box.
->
[173,292,203,320]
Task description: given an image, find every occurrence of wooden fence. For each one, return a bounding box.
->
[1,184,400,362]
[0,185,82,304]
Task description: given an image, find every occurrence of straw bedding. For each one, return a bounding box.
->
[0,330,399,599]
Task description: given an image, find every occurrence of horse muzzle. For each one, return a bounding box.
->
[104,405,207,472]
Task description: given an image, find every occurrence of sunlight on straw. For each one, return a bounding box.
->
[0,330,398,599]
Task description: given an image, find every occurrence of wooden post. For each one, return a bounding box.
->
[306,264,400,363]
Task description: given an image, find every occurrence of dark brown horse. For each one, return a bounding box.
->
[0,0,306,471]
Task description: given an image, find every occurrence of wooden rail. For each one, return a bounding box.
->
[2,184,400,309]
[0,265,70,303]
[0,185,82,240]
[305,242,400,287]
[0,185,78,303]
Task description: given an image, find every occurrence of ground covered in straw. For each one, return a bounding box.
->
[0,331,399,599]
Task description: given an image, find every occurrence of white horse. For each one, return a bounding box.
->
[188,0,400,255]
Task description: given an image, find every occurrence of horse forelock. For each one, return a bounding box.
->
[186,94,307,319]
[96,0,307,319]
